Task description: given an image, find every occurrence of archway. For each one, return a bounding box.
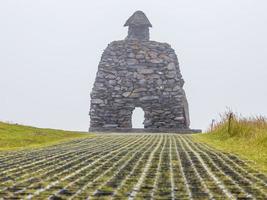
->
[132,107,145,128]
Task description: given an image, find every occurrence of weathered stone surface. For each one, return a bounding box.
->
[103,124,118,128]
[89,11,190,130]
[91,99,104,104]
[139,96,159,101]
[122,92,131,97]
[137,68,154,74]
[126,59,138,65]
[167,62,176,70]
[150,58,164,64]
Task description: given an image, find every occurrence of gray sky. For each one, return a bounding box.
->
[1,0,267,131]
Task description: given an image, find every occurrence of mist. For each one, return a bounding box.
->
[0,0,266,131]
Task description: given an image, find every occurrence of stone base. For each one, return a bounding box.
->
[89,127,202,134]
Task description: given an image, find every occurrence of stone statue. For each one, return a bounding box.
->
[89,11,191,132]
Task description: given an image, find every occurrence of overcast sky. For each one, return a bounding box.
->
[0,0,266,131]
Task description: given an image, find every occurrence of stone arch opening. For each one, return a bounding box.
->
[131,107,145,128]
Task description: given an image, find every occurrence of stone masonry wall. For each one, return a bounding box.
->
[89,39,190,130]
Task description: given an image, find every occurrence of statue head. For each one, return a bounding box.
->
[124,11,152,41]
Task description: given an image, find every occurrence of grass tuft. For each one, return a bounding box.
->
[194,111,267,173]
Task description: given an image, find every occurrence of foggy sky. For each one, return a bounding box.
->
[1,0,267,131]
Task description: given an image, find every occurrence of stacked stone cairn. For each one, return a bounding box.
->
[89,11,191,132]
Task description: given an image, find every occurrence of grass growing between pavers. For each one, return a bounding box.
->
[0,121,93,151]
[1,135,266,199]
[193,112,267,173]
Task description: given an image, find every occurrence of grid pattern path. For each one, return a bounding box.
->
[0,134,266,200]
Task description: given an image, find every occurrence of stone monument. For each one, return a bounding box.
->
[89,11,199,133]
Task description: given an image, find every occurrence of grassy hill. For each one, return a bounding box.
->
[194,112,267,173]
[0,122,92,151]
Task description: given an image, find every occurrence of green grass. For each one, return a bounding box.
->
[194,112,267,173]
[0,121,93,151]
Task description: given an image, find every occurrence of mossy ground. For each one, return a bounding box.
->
[0,122,93,151]
[193,112,267,173]
[1,134,267,198]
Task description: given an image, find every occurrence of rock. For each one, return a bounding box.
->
[122,92,131,97]
[166,72,176,78]
[150,58,164,64]
[175,117,184,121]
[133,88,147,92]
[129,92,140,98]
[167,62,176,70]
[173,85,180,91]
[148,51,158,59]
[91,99,104,104]
[108,80,116,85]
[94,83,104,87]
[127,52,135,58]
[103,124,118,128]
[114,86,121,91]
[140,96,159,101]
[138,79,146,86]
[105,74,116,79]
[136,54,145,59]
[128,65,146,70]
[126,59,138,65]
[150,74,160,79]
[137,68,154,74]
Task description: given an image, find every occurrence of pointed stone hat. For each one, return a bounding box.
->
[124,10,152,27]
